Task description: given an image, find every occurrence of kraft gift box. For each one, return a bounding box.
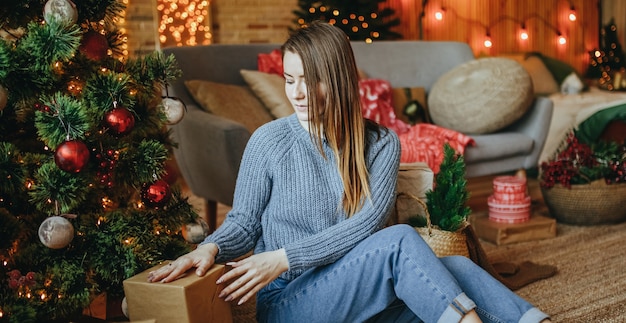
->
[123,261,232,323]
[470,211,557,245]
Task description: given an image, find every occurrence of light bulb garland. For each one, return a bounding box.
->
[427,3,574,48]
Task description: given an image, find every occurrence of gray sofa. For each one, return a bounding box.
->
[162,41,553,229]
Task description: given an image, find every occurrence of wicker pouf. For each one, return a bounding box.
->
[541,180,626,225]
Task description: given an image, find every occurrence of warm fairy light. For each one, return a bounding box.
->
[484,37,493,48]
[40,293,46,300]
[520,25,528,40]
[558,35,567,45]
[101,197,114,209]
[434,10,444,21]
[568,6,577,22]
[157,0,212,47]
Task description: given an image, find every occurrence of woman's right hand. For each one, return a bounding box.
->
[147,243,219,283]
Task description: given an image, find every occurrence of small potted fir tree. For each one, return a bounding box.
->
[409,143,471,257]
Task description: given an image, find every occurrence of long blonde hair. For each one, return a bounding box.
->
[282,21,375,217]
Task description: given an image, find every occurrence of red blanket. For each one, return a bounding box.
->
[359,79,474,174]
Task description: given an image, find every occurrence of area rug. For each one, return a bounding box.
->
[483,219,626,322]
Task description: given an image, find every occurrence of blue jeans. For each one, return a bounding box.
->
[256,224,549,323]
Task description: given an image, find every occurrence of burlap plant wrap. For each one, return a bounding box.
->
[404,193,470,258]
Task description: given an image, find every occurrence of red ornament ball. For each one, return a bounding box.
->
[104,106,135,136]
[141,180,171,208]
[54,139,90,173]
[79,30,109,61]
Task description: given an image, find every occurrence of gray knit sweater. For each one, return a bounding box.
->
[202,114,401,281]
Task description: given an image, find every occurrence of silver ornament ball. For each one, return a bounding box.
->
[181,218,210,244]
[121,297,128,318]
[162,97,185,125]
[44,0,78,24]
[38,216,74,249]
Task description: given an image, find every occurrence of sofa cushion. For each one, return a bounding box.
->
[464,132,533,163]
[184,80,274,132]
[428,57,533,134]
[240,69,293,119]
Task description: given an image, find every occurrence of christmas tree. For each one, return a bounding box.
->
[292,0,402,41]
[586,18,626,84]
[0,1,204,321]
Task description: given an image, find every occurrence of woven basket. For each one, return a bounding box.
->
[541,180,626,225]
[399,192,470,258]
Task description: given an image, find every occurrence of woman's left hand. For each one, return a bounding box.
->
[217,248,289,305]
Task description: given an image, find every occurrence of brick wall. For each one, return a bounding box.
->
[124,0,297,56]
[213,0,296,44]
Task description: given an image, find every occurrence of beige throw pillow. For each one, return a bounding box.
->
[184,80,274,132]
[240,69,293,118]
[499,54,559,95]
[519,56,560,95]
[428,57,533,134]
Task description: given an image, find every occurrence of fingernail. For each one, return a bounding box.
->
[238,299,245,306]
[225,295,233,302]
[216,278,222,284]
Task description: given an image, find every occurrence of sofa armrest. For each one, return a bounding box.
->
[169,104,251,206]
[506,96,554,169]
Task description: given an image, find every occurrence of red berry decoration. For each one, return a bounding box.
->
[54,139,90,173]
[104,106,135,136]
[79,30,109,61]
[141,180,171,208]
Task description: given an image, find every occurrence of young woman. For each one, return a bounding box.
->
[148,21,551,323]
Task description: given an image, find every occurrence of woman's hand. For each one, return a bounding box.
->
[217,248,289,305]
[147,243,219,283]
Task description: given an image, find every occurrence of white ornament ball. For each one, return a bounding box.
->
[162,97,185,125]
[181,218,210,244]
[121,297,128,318]
[44,0,78,25]
[38,216,74,249]
[0,84,7,111]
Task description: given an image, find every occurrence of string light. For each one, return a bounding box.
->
[558,32,567,45]
[519,24,529,40]
[484,32,492,48]
[429,6,568,48]
[568,4,577,22]
[157,0,212,47]
[434,7,445,21]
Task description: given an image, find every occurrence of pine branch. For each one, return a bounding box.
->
[35,93,91,148]
[29,161,89,214]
